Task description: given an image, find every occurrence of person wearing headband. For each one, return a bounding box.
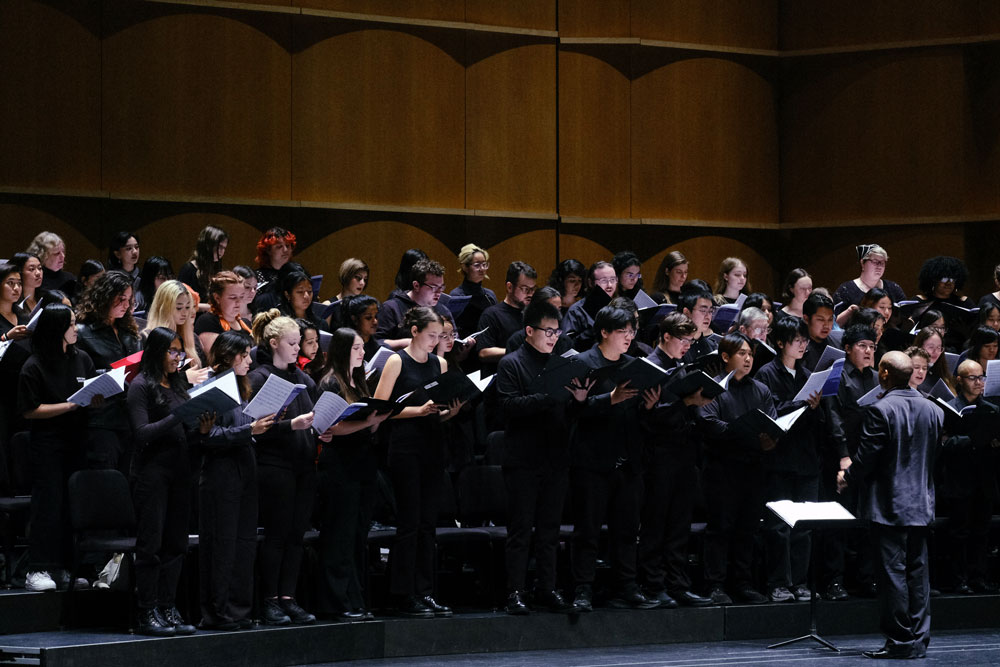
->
[832,244,906,309]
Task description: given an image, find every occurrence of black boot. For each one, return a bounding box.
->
[138,608,175,637]
[160,606,196,635]
[505,591,529,615]
[262,598,291,626]
[279,597,316,625]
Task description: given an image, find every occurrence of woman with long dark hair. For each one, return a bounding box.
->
[278,270,326,331]
[198,331,276,630]
[74,259,105,306]
[373,306,463,618]
[547,259,586,314]
[134,256,174,313]
[128,327,206,636]
[344,295,383,362]
[248,310,317,625]
[178,225,228,308]
[106,231,141,282]
[10,252,44,314]
[315,328,389,619]
[651,251,688,305]
[75,269,141,474]
[296,318,325,381]
[18,304,95,592]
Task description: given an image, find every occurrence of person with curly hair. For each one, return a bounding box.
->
[254,227,296,288]
[547,258,586,314]
[28,231,76,296]
[178,225,228,310]
[75,269,141,474]
[914,255,973,351]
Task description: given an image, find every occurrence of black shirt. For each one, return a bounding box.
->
[386,350,443,453]
[194,312,251,336]
[823,360,878,460]
[801,337,830,373]
[698,373,776,463]
[832,279,906,307]
[248,364,318,473]
[754,358,823,474]
[376,292,455,342]
[127,372,194,462]
[476,301,523,374]
[18,349,95,439]
[449,280,497,338]
[75,320,141,432]
[177,262,207,303]
[640,347,701,461]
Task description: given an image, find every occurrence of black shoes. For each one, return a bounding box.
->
[138,608,175,637]
[334,610,367,621]
[572,585,593,613]
[420,596,453,617]
[608,586,661,610]
[263,598,291,625]
[862,644,921,659]
[671,590,713,607]
[159,606,196,635]
[707,587,732,606]
[534,589,574,613]
[642,589,678,609]
[280,597,316,624]
[506,591,530,615]
[824,581,849,601]
[734,586,767,605]
[398,596,435,619]
[954,579,973,595]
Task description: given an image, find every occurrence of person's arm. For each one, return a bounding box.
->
[497,356,556,419]
[23,403,79,419]
[373,354,437,420]
[840,405,889,490]
[128,378,183,446]
[376,302,410,350]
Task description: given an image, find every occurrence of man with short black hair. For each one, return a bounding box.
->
[376,259,455,348]
[801,293,835,372]
[477,262,537,373]
[679,285,719,365]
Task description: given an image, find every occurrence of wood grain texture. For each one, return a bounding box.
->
[631,0,777,50]
[481,229,558,290]
[781,48,976,224]
[631,53,778,223]
[297,0,463,22]
[0,0,101,190]
[780,0,1000,51]
[558,47,630,218]
[0,200,101,269]
[102,3,292,199]
[292,22,465,208]
[558,0,630,38]
[466,37,557,213]
[465,0,555,31]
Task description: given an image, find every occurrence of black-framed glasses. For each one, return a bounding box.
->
[960,375,987,383]
[420,282,445,294]
[536,327,562,338]
[167,349,187,359]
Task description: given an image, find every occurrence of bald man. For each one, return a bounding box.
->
[837,351,944,659]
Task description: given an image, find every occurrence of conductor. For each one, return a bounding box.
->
[836,351,943,660]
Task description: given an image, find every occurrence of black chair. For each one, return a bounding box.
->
[0,431,32,588]
[67,469,137,628]
[435,471,494,606]
[484,431,505,466]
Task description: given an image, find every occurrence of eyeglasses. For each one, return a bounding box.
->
[595,277,618,287]
[167,349,187,359]
[678,337,695,346]
[865,259,887,267]
[515,285,536,295]
[468,261,490,271]
[420,282,445,294]
[622,271,641,281]
[938,277,955,284]
[3,280,21,289]
[439,332,457,341]
[694,305,717,315]
[960,375,987,383]
[853,343,876,351]
[616,328,636,338]
[536,327,562,338]
[791,336,809,345]
[750,326,770,335]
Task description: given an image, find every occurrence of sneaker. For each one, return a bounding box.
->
[769,586,794,603]
[279,597,316,624]
[25,571,56,592]
[791,585,812,602]
[734,586,767,605]
[707,587,732,606]
[824,581,848,601]
[160,606,196,635]
[262,598,291,626]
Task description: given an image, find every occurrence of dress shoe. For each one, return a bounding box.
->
[643,589,678,609]
[734,586,767,605]
[572,585,593,612]
[670,590,713,607]
[707,587,732,606]
[791,585,812,602]
[506,591,530,615]
[769,586,794,603]
[824,581,849,601]
[280,597,316,624]
[533,589,574,613]
[862,646,915,659]
[262,598,291,625]
[335,610,367,621]
[159,606,196,635]
[355,608,376,620]
[420,596,453,617]
[138,608,176,637]
[398,596,434,618]
[954,580,973,595]
[608,586,660,610]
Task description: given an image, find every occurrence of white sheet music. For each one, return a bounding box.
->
[458,327,490,346]
[766,500,855,528]
[68,366,127,407]
[467,370,494,392]
[985,359,1000,397]
[365,346,395,375]
[190,370,241,403]
[793,365,834,402]
[311,391,369,433]
[775,406,807,431]
[856,384,882,407]
[243,373,306,419]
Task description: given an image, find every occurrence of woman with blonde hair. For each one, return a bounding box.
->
[448,243,497,338]
[27,231,76,295]
[144,280,211,380]
[714,258,750,305]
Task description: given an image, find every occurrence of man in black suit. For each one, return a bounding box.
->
[837,351,944,660]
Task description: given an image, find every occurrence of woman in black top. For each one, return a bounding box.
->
[248,310,318,626]
[28,231,76,296]
[315,328,389,619]
[128,327,206,636]
[133,256,174,314]
[651,251,688,305]
[75,270,141,475]
[0,264,28,344]
[547,259,586,314]
[373,306,463,618]
[345,295,384,363]
[106,231,141,283]
[10,252,43,315]
[449,244,497,337]
[832,244,906,307]
[278,270,327,332]
[613,250,645,301]
[195,270,252,359]
[178,225,228,310]
[18,304,95,592]
[254,227,296,288]
[199,331,276,630]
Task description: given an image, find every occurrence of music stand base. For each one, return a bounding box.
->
[768,632,839,652]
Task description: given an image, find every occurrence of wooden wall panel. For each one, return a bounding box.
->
[558,48,630,218]
[102,6,292,199]
[297,0,463,22]
[293,24,465,208]
[0,1,101,190]
[482,230,558,291]
[631,55,778,223]
[556,234,613,273]
[631,0,778,50]
[129,213,265,280]
[465,0,556,31]
[780,0,1000,51]
[781,49,973,223]
[466,38,557,213]
[558,0,630,38]
[0,201,100,271]
[643,236,776,296]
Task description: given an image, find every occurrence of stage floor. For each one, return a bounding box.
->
[324,629,1000,666]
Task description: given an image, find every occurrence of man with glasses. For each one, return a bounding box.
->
[564,261,617,352]
[495,299,579,615]
[376,259,456,350]
[477,261,537,376]
[940,360,1000,595]
[636,313,713,608]
[679,285,719,367]
[821,325,879,601]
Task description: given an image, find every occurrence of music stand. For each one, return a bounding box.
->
[765,501,856,653]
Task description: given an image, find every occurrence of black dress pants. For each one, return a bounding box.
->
[134,447,191,609]
[702,457,763,590]
[503,465,569,592]
[257,464,317,598]
[871,523,931,657]
[199,448,257,625]
[570,466,642,591]
[387,446,443,598]
[637,448,697,595]
[763,471,818,589]
[947,489,993,584]
[28,435,79,571]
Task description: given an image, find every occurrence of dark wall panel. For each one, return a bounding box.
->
[558,0,630,38]
[632,0,778,50]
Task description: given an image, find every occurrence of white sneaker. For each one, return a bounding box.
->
[25,571,57,592]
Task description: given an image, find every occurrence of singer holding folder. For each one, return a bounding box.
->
[247,311,318,626]
[373,307,463,619]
